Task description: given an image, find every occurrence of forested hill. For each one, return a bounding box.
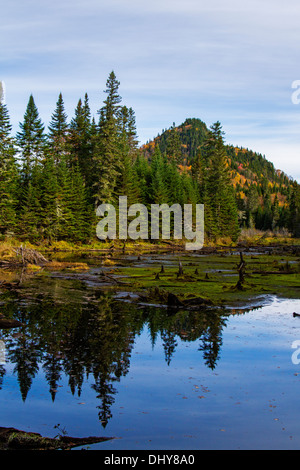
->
[141,117,291,191]
[141,118,296,231]
[0,72,299,244]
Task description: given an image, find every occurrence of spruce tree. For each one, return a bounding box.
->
[289,181,300,237]
[166,126,182,164]
[16,95,46,184]
[93,71,122,206]
[0,101,18,235]
[150,146,169,204]
[125,107,139,159]
[39,155,60,242]
[165,157,185,206]
[48,92,69,162]
[115,106,140,205]
[54,158,92,241]
[132,154,151,205]
[19,164,43,240]
[246,184,259,228]
[202,122,240,241]
[66,164,92,241]
[68,93,93,186]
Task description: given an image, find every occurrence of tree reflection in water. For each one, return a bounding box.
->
[0,285,230,427]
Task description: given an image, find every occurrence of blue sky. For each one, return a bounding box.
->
[1,0,300,181]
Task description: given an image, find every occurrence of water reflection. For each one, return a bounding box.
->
[0,284,231,427]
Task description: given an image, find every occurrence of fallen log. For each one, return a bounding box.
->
[0,318,24,329]
[252,270,296,275]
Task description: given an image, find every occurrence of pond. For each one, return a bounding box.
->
[0,256,300,450]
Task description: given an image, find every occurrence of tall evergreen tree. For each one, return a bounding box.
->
[16,95,46,184]
[68,93,93,187]
[0,101,18,234]
[48,92,68,162]
[38,155,60,242]
[92,71,122,206]
[150,146,169,204]
[114,106,140,205]
[289,181,300,237]
[132,154,151,205]
[246,184,259,228]
[166,126,182,164]
[19,164,43,240]
[202,122,240,241]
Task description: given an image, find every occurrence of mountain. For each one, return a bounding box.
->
[140,118,295,231]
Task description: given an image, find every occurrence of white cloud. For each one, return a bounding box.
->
[1,0,300,180]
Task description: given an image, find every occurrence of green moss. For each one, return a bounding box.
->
[114,251,300,305]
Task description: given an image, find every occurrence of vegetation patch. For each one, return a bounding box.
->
[113,249,300,305]
[0,426,113,450]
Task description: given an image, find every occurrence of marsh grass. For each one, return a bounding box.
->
[115,251,300,305]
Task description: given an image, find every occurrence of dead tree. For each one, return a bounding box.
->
[236,251,246,290]
[178,261,184,276]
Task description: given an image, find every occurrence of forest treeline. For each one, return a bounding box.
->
[0,71,299,244]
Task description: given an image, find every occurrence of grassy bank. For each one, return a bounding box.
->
[0,228,299,257]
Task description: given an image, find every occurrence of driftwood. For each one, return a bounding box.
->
[98,271,128,285]
[14,246,48,266]
[252,270,295,275]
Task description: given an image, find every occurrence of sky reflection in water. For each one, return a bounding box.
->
[0,278,299,450]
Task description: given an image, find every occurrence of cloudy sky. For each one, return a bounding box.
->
[1,0,300,180]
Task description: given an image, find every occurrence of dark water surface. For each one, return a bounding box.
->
[0,265,300,450]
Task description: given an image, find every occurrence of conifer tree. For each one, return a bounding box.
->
[38,155,60,242]
[48,92,69,162]
[133,154,151,205]
[16,95,46,185]
[124,106,139,159]
[150,146,169,204]
[0,101,18,234]
[289,181,300,237]
[52,158,92,241]
[247,184,259,228]
[66,163,92,241]
[68,94,92,172]
[202,122,240,241]
[93,71,122,206]
[271,194,280,230]
[164,157,184,206]
[19,164,43,240]
[166,126,182,164]
[115,106,140,205]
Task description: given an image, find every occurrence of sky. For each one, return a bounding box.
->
[1,0,300,181]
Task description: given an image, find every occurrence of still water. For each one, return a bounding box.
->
[0,270,299,450]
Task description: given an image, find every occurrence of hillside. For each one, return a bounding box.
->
[140,118,295,231]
